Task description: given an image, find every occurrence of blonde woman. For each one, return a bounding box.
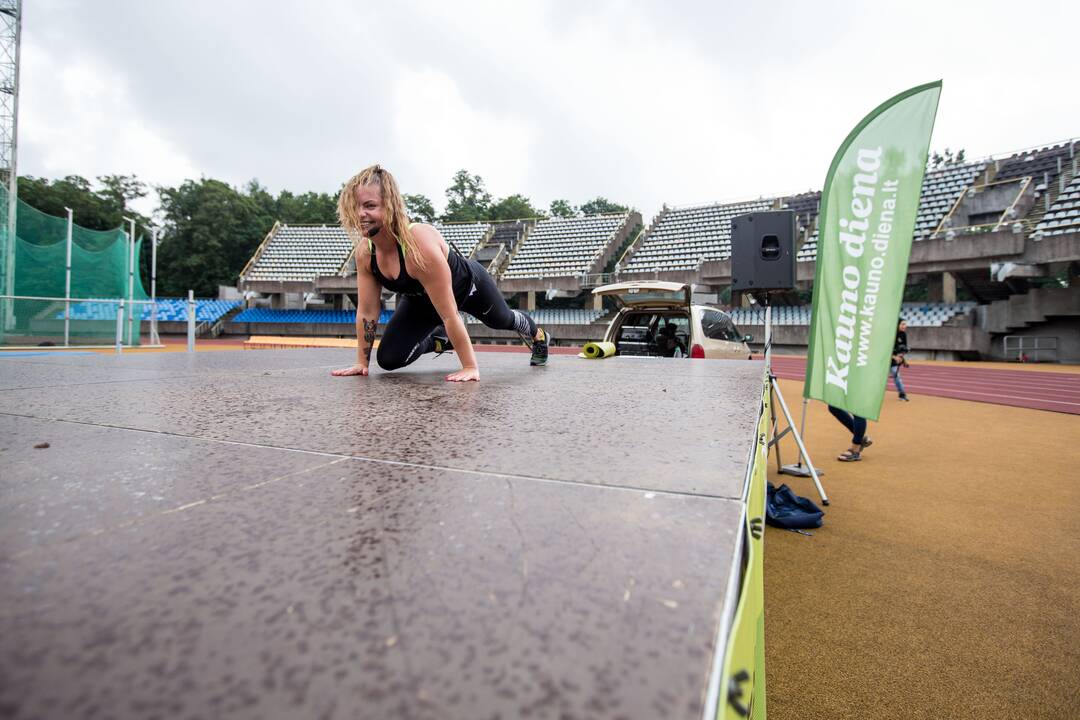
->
[331,165,549,382]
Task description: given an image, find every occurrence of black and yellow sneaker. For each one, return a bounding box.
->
[431,326,453,356]
[529,327,550,366]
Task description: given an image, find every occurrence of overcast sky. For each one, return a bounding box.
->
[19,0,1080,220]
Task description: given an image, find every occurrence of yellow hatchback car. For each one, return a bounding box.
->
[593,281,753,359]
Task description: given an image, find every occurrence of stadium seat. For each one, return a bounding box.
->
[623,199,773,273]
[1034,174,1080,237]
[241,222,492,285]
[55,298,241,323]
[231,308,394,324]
[502,215,630,279]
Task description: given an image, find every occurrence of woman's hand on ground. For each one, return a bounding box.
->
[445,366,480,383]
[331,365,369,377]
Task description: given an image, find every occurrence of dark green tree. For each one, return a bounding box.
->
[404,193,437,223]
[156,178,271,297]
[17,175,125,231]
[549,199,577,218]
[97,174,148,213]
[443,170,492,222]
[245,180,279,221]
[279,190,338,224]
[489,193,542,221]
[579,197,629,215]
[246,181,338,225]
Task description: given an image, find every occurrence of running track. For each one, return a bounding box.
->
[767,356,1080,415]
[473,346,1080,415]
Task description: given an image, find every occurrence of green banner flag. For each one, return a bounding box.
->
[805,81,942,421]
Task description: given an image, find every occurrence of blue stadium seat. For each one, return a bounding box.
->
[55,298,241,323]
[231,309,393,324]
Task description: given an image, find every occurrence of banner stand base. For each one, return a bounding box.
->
[780,463,825,478]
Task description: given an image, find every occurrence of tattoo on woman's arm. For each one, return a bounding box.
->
[362,318,377,363]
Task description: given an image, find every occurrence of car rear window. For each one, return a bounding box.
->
[702,310,740,341]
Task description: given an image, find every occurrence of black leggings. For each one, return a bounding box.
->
[828,405,867,445]
[375,259,538,370]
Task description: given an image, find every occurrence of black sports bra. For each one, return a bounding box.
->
[367,232,473,299]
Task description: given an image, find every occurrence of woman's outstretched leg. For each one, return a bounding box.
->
[459,262,550,366]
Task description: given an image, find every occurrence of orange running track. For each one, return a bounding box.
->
[768,355,1080,415]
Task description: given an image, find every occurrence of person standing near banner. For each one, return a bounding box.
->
[891,318,910,401]
[829,405,872,462]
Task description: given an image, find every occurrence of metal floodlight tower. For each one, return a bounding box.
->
[0,0,21,334]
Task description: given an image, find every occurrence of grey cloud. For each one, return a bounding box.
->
[20,0,1080,217]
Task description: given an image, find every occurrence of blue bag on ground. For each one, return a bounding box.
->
[766,482,825,529]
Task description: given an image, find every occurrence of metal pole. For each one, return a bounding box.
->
[186,289,195,353]
[765,304,784,469]
[2,1,21,337]
[115,299,124,354]
[124,216,135,346]
[150,227,159,345]
[763,303,771,367]
[779,396,825,478]
[763,299,828,502]
[64,206,72,346]
[770,376,829,505]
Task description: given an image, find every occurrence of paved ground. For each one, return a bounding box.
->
[0,350,765,720]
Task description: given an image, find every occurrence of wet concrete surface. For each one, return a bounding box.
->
[0,350,765,719]
[0,352,763,497]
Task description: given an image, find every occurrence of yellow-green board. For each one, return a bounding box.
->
[718,376,769,719]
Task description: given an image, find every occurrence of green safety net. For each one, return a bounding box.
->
[0,184,150,346]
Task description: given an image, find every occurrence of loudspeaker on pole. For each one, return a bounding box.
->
[731,210,796,292]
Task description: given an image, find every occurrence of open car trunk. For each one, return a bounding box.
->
[613,309,692,358]
[593,281,693,358]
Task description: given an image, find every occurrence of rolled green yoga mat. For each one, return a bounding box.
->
[579,341,616,359]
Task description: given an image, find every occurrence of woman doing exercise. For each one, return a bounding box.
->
[331,164,549,382]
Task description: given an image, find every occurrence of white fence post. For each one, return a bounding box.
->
[115,300,125,354]
[187,290,195,353]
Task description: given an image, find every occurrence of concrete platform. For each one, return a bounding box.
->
[0,350,765,719]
